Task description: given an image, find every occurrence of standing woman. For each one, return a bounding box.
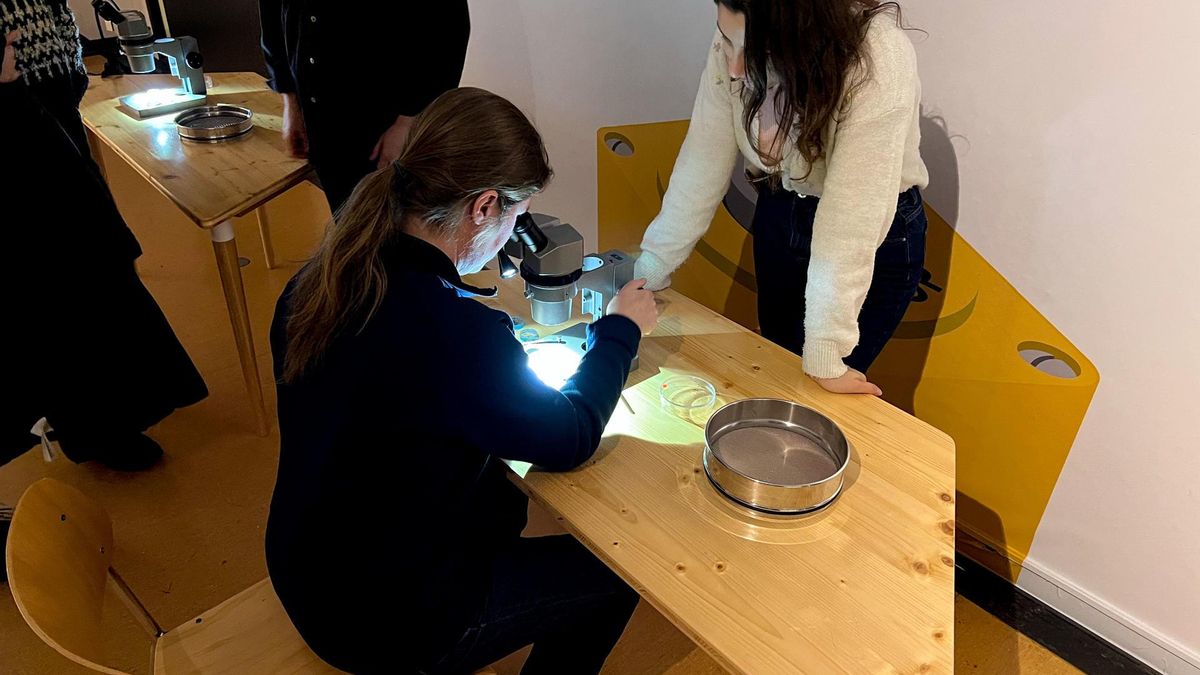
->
[1,5,207,469]
[635,0,928,395]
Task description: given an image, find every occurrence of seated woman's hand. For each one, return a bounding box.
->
[607,278,659,335]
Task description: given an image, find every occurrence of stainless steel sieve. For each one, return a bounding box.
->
[703,398,850,514]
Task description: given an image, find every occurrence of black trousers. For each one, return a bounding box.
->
[423,535,639,675]
[4,259,208,463]
[308,148,377,216]
[751,185,928,373]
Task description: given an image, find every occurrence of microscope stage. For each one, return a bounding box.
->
[118,88,208,120]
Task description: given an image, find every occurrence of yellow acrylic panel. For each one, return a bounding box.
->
[597,123,759,331]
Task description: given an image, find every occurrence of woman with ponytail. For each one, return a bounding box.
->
[265,87,657,674]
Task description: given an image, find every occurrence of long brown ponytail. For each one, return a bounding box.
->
[282,87,552,382]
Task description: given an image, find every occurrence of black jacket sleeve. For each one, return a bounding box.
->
[456,307,641,472]
[259,0,295,94]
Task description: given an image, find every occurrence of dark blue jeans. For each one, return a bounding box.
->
[751,185,927,373]
[424,535,639,675]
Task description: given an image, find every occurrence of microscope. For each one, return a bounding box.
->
[498,213,637,387]
[93,1,208,118]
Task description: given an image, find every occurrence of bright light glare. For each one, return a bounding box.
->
[524,342,583,391]
[127,88,185,109]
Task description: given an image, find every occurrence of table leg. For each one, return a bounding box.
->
[210,220,269,436]
[255,206,277,270]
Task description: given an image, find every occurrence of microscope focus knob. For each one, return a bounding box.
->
[185,52,204,70]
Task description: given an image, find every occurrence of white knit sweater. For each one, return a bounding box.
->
[635,17,929,378]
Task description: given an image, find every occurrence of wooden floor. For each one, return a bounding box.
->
[0,138,1080,675]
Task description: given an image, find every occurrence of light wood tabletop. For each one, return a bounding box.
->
[80,72,309,229]
[80,72,314,435]
[471,269,957,675]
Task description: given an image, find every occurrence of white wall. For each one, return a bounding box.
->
[461,0,716,246]
[904,1,1200,670]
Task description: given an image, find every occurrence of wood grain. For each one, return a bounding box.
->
[154,579,344,674]
[5,479,125,675]
[471,270,957,674]
[80,73,311,229]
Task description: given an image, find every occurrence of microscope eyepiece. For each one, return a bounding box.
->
[512,212,548,254]
[91,0,126,24]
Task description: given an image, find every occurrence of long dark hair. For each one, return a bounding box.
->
[282,87,552,383]
[716,0,905,176]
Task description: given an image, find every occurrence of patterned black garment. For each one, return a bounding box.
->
[0,0,84,83]
[1,2,208,466]
[1,0,89,146]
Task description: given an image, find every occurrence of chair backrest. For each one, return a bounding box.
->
[5,478,128,675]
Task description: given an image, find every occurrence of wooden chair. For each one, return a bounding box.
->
[4,478,344,674]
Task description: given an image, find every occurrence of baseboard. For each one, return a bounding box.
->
[1016,557,1200,675]
[955,524,1199,674]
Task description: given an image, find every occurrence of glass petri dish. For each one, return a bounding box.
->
[660,375,718,418]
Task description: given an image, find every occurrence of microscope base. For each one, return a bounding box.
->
[118,89,208,119]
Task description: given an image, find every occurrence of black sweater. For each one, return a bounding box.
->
[265,234,640,673]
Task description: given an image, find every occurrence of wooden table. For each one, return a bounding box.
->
[80,72,312,435]
[472,270,957,674]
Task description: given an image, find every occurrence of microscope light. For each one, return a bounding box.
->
[524,341,583,391]
[118,86,207,119]
[127,88,184,109]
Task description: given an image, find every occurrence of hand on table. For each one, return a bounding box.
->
[810,367,882,396]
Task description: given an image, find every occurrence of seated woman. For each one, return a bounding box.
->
[266,87,658,674]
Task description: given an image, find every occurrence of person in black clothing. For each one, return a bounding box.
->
[0,4,207,471]
[266,87,658,674]
[258,0,471,213]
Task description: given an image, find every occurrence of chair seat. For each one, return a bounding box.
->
[154,578,345,674]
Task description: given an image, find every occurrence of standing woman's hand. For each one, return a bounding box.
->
[2,30,21,84]
[810,368,882,396]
